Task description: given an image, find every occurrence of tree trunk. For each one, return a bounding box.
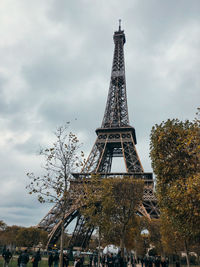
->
[59,219,64,267]
[98,227,101,267]
[184,240,190,267]
[120,234,125,259]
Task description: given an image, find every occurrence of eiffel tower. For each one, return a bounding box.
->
[38,22,159,249]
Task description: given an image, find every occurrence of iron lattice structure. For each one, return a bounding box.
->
[37,25,159,249]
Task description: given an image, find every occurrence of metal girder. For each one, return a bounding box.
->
[68,214,94,249]
[81,130,143,173]
[47,209,79,248]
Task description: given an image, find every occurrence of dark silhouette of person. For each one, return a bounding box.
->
[32,250,41,267]
[116,252,123,267]
[19,249,29,267]
[48,253,54,267]
[89,254,93,267]
[148,257,153,267]
[75,257,81,267]
[63,253,69,267]
[18,252,22,267]
[80,255,84,267]
[160,258,166,267]
[141,257,144,267]
[2,249,12,267]
[154,256,161,267]
[54,251,59,267]
[94,254,98,267]
[107,253,114,267]
[144,257,149,267]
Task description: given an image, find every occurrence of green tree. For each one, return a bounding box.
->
[150,114,200,266]
[27,124,84,267]
[82,176,144,258]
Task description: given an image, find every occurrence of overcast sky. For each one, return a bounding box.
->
[0,0,199,228]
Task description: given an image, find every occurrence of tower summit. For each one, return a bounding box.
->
[102,20,128,128]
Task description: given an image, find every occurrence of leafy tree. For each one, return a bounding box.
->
[0,225,21,247]
[150,113,200,266]
[124,221,143,252]
[16,227,47,248]
[0,223,47,248]
[27,124,84,267]
[0,221,7,246]
[160,217,184,256]
[136,232,150,257]
[148,219,163,255]
[81,176,144,258]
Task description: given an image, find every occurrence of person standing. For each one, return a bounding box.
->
[107,253,114,267]
[18,252,22,267]
[115,252,123,267]
[63,253,69,267]
[144,257,149,267]
[154,256,160,267]
[141,257,144,267]
[2,249,12,267]
[160,258,166,267]
[89,254,93,267]
[31,250,41,267]
[75,257,81,267]
[48,253,54,267]
[54,251,59,267]
[80,255,84,267]
[148,257,153,267]
[131,255,136,267]
[165,257,169,267]
[19,250,29,267]
[94,254,98,267]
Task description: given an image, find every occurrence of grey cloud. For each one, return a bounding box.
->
[0,0,199,227]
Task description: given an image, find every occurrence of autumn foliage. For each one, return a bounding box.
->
[150,111,200,265]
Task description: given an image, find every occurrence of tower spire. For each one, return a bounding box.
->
[101,25,128,128]
[119,19,121,31]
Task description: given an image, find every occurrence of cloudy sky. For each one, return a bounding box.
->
[0,0,200,228]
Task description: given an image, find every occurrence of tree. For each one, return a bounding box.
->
[81,176,144,259]
[0,225,22,247]
[0,221,7,246]
[27,124,84,267]
[136,232,150,257]
[148,219,163,255]
[0,223,47,249]
[150,113,200,266]
[16,227,48,248]
[160,217,184,256]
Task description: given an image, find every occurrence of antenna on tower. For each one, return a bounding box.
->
[119,19,121,31]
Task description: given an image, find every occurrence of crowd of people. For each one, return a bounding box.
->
[2,248,41,267]
[1,248,181,267]
[80,253,174,267]
[48,251,70,267]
